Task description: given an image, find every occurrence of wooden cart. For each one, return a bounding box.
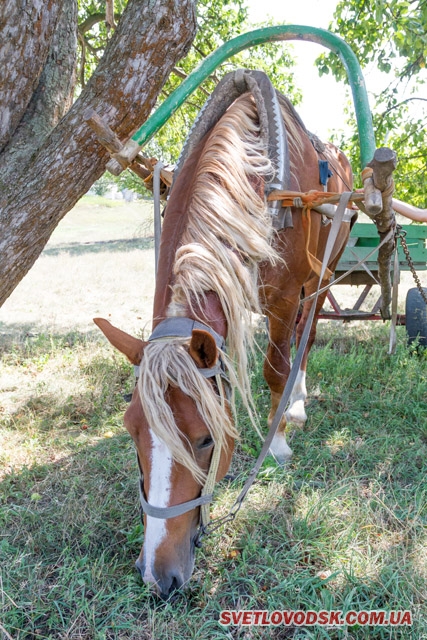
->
[319,222,427,345]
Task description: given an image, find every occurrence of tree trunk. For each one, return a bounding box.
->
[0,0,65,152]
[0,0,197,308]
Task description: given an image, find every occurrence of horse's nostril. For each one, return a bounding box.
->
[134,558,144,577]
[135,557,185,600]
[170,576,180,592]
[159,573,184,600]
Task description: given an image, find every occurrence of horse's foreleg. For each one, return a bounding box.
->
[287,278,329,425]
[263,295,301,463]
[285,365,308,426]
[289,218,352,423]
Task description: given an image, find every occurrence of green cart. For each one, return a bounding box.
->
[321,222,427,345]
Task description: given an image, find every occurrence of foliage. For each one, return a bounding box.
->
[77,0,300,193]
[92,173,113,196]
[145,1,300,164]
[318,0,427,205]
[76,1,427,203]
[77,0,128,86]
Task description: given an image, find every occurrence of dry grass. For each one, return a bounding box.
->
[0,197,156,338]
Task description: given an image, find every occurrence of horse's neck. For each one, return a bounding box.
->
[151,137,227,340]
[152,140,206,328]
[182,291,228,339]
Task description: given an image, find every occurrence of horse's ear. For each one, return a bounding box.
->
[189,329,218,369]
[93,318,146,365]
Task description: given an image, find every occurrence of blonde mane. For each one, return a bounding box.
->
[138,93,304,482]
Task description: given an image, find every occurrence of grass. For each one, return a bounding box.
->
[1,198,427,639]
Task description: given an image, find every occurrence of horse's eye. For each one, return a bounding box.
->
[198,436,214,450]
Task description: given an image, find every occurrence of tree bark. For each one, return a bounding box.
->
[0,0,197,308]
[0,0,78,182]
[0,0,64,152]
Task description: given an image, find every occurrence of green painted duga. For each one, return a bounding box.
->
[131,25,376,169]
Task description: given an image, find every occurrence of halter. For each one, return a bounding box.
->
[136,317,231,540]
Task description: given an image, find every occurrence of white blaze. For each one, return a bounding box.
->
[142,430,172,583]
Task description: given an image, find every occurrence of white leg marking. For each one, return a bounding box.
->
[268,391,293,464]
[142,430,172,584]
[286,368,307,425]
[269,431,293,463]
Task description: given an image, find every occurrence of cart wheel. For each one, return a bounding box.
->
[405,287,427,347]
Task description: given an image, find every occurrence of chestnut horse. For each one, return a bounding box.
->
[95,87,353,598]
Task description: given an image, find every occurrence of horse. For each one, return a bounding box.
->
[94,72,354,599]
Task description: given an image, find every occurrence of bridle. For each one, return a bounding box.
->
[135,316,231,544]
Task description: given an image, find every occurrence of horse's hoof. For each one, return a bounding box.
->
[269,433,292,465]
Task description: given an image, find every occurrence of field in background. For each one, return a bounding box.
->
[1,198,426,340]
[0,197,156,339]
[1,199,426,639]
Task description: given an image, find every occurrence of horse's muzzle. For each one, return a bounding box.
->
[135,555,193,600]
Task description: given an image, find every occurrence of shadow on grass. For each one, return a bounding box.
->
[43,236,153,257]
[228,328,426,638]
[1,424,424,639]
[0,434,146,635]
[221,432,426,638]
[0,430,245,638]
[0,324,103,352]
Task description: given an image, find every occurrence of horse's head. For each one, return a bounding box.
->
[94,318,235,599]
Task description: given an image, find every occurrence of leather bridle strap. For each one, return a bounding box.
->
[149,317,225,350]
[136,448,214,518]
[148,316,231,399]
[136,317,229,527]
[138,474,213,518]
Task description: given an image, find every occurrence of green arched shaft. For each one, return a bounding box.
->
[132,25,375,168]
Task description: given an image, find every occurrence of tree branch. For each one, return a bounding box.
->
[78,31,87,87]
[78,13,107,34]
[379,97,427,125]
[172,67,210,96]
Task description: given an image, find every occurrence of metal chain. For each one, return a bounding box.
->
[397,226,427,305]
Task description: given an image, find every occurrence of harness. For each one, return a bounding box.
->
[135,69,396,546]
[135,194,397,545]
[135,192,363,546]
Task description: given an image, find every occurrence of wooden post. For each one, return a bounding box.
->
[367,147,397,233]
[367,147,397,320]
[85,109,151,181]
